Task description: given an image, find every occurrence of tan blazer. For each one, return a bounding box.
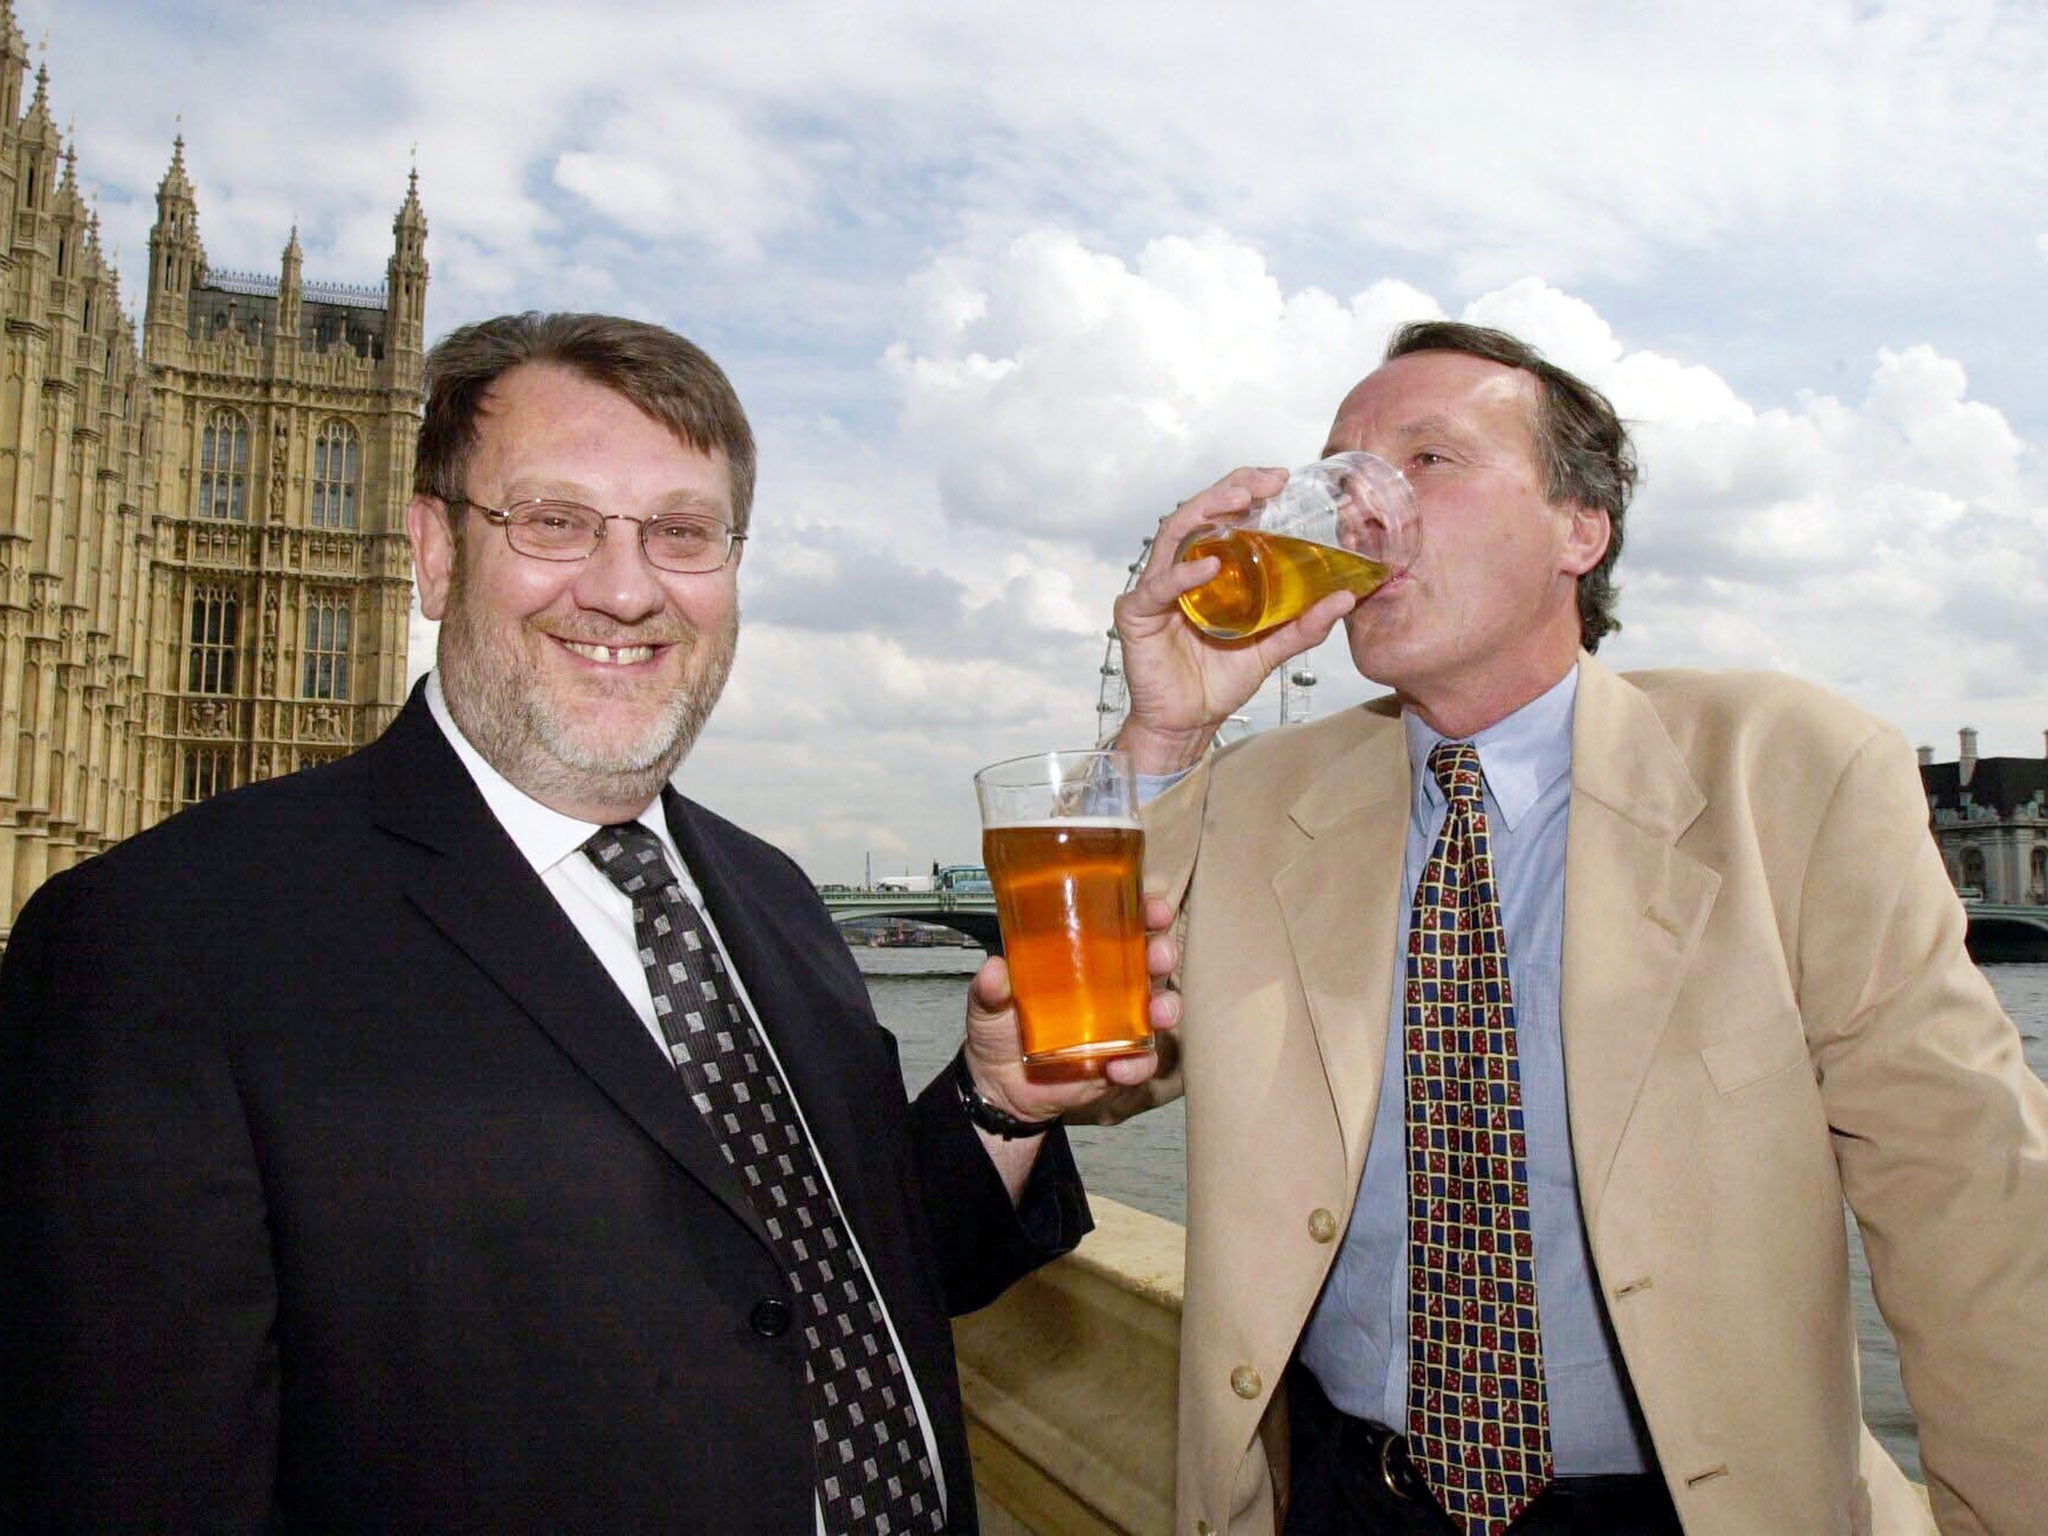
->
[1128,655,2048,1536]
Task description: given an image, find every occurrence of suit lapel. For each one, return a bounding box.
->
[1272,704,1410,1175]
[1560,657,1720,1221]
[368,694,773,1250]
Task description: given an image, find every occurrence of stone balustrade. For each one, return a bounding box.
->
[954,1196,1182,1534]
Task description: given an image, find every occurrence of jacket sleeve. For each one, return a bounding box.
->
[908,1053,1092,1315]
[0,869,280,1531]
[1793,725,2048,1534]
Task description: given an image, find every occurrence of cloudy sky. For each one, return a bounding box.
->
[28,0,2048,881]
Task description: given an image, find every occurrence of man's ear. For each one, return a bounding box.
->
[407,494,456,621]
[1559,502,1611,579]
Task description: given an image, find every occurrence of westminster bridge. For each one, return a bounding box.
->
[821,889,1002,951]
[817,890,2048,963]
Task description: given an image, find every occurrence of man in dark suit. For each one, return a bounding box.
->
[1,311,1173,1532]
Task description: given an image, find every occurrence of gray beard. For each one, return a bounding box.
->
[436,580,737,815]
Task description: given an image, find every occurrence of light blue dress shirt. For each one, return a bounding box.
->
[1296,667,1654,1473]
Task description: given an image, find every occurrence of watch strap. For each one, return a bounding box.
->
[953,1050,1057,1139]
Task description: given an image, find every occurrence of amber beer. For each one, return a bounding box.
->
[983,819,1150,1064]
[1177,526,1394,640]
[973,748,1152,1067]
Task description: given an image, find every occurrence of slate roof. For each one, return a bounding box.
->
[1922,756,2048,819]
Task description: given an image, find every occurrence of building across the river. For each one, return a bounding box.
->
[0,3,426,928]
[1919,727,2048,905]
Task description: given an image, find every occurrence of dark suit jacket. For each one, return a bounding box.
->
[1,690,1089,1532]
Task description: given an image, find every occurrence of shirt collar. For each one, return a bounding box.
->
[1403,666,1579,832]
[424,669,682,879]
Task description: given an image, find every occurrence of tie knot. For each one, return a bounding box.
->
[1427,740,1484,806]
[583,822,672,898]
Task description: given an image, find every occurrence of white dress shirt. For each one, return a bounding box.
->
[424,672,946,1523]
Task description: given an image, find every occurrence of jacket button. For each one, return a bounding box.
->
[749,1298,793,1338]
[1308,1207,1338,1243]
[1230,1364,1262,1399]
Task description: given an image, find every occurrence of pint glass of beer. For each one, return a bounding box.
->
[974,749,1152,1067]
[1177,450,1418,640]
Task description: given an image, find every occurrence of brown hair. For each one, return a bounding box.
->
[414,311,758,533]
[1384,319,1635,651]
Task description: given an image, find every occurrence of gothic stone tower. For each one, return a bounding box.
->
[139,148,425,830]
[0,4,425,929]
[0,38,156,919]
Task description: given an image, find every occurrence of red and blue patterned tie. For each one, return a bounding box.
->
[1403,741,1551,1534]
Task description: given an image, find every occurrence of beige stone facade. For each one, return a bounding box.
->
[0,7,426,930]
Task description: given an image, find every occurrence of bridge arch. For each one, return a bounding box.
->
[820,891,1002,953]
[1964,913,2048,963]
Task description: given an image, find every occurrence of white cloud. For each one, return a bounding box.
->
[551,96,818,260]
[38,1,2046,404]
[883,241,2048,815]
[408,232,2048,876]
[1464,282,1624,380]
[1588,339,2047,752]
[1863,345,2024,501]
[26,0,2048,879]
[889,228,1440,554]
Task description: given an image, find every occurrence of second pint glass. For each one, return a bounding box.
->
[1176,450,1418,640]
[974,749,1152,1066]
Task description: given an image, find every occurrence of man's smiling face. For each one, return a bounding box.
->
[409,361,741,820]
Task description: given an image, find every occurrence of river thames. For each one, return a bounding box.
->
[864,946,2048,1483]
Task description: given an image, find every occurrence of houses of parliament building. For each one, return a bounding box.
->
[0,10,426,931]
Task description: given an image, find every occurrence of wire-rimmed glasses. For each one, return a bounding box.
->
[453,498,744,574]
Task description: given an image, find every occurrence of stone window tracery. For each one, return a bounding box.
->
[302,593,351,700]
[198,408,250,520]
[311,419,360,528]
[186,584,239,694]
[181,747,229,806]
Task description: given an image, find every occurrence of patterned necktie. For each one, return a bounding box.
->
[584,823,944,1536]
[1403,742,1551,1535]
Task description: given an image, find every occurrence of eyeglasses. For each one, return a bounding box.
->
[452,498,745,574]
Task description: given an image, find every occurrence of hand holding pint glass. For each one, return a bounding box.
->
[975,750,1153,1068]
[1176,451,1418,640]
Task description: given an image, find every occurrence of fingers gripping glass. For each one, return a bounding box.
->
[454,498,744,574]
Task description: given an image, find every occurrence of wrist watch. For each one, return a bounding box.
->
[953,1051,1057,1139]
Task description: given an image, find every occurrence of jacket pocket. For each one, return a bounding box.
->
[1699,1023,1810,1095]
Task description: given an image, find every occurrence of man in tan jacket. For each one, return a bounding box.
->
[1103,320,2048,1535]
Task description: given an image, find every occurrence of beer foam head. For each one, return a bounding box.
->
[974,747,1138,826]
[982,813,1141,830]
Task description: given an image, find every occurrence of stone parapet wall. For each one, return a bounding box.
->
[954,1196,1183,1535]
